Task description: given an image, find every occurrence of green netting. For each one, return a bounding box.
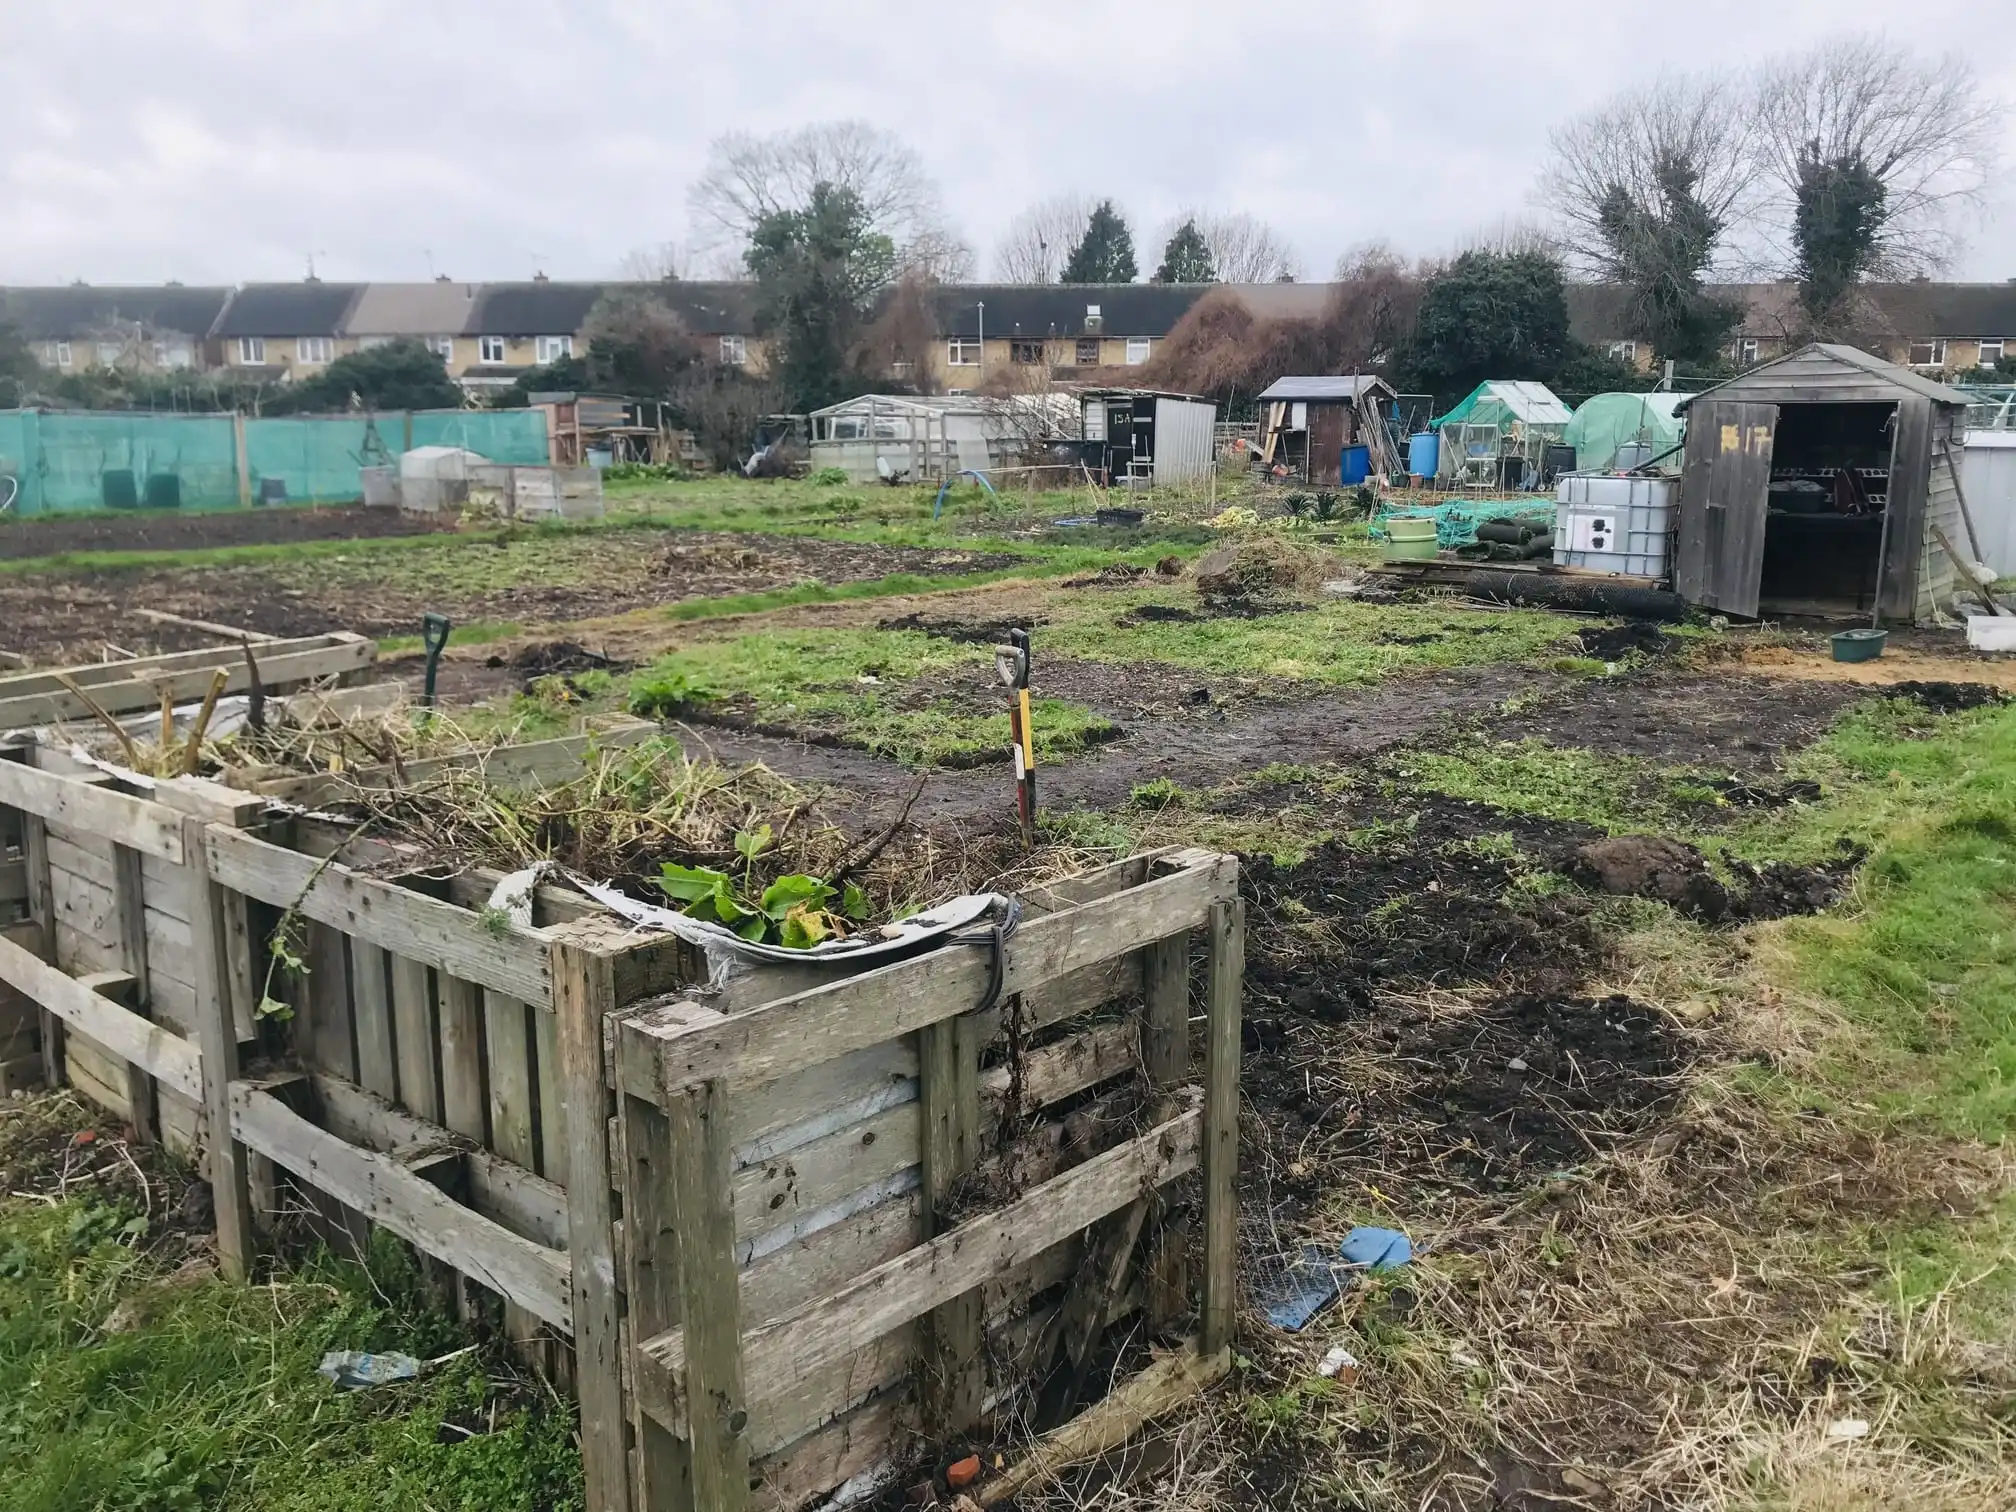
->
[1562,392,1685,472]
[1373,497,1555,548]
[0,407,550,515]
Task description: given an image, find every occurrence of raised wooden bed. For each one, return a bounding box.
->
[0,736,1243,1512]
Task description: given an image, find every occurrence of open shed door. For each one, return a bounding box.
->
[1674,400,1777,617]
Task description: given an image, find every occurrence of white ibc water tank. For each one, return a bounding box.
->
[1553,474,1676,578]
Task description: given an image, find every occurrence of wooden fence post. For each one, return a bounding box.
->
[919,1010,984,1435]
[551,938,631,1512]
[2,749,60,1088]
[1201,897,1243,1356]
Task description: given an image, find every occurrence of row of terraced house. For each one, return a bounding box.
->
[7,275,2016,397]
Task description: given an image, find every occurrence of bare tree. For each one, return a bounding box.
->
[1755,37,2000,323]
[687,120,971,277]
[1160,211,1300,282]
[616,241,692,281]
[1538,71,1755,359]
[992,194,1096,282]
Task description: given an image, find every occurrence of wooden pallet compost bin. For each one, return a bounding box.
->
[614,844,1243,1511]
[0,731,1242,1512]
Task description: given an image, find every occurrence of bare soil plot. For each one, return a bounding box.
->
[0,530,1021,661]
[0,503,455,559]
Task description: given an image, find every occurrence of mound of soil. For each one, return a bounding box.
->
[1062,563,1147,588]
[1574,620,1683,662]
[1572,833,1863,921]
[487,641,632,676]
[1883,680,2011,715]
[877,611,1038,644]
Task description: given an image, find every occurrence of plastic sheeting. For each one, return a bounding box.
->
[1373,497,1555,548]
[0,406,549,515]
[1563,391,1685,473]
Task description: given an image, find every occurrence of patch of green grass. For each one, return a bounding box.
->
[1036,592,1576,685]
[377,619,525,656]
[0,1176,579,1511]
[631,628,1115,767]
[1397,736,1695,834]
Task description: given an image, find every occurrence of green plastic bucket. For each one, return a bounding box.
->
[1830,628,1888,663]
[1383,516,1439,562]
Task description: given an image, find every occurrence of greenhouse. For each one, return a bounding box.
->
[1563,391,1686,473]
[1433,380,1573,488]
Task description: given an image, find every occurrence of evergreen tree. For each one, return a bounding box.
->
[1791,150,1890,332]
[1060,201,1137,284]
[1154,219,1218,283]
[275,340,462,413]
[1593,150,1745,363]
[746,181,896,411]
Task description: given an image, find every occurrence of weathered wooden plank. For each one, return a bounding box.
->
[0,633,356,697]
[109,847,155,1144]
[44,833,116,891]
[549,940,632,1512]
[254,723,657,806]
[632,853,1233,1095]
[0,761,182,862]
[621,1090,692,1509]
[668,1079,750,1511]
[437,975,487,1143]
[53,919,120,976]
[179,813,253,1280]
[388,954,440,1121]
[302,921,357,1082]
[311,1073,568,1249]
[1142,931,1190,1329]
[0,927,201,1099]
[739,1193,920,1328]
[748,1392,905,1512]
[0,858,23,909]
[139,854,189,921]
[641,1111,1202,1434]
[484,991,536,1169]
[49,865,118,955]
[532,1003,560,1182]
[1201,897,1242,1356]
[229,1083,571,1329]
[0,637,375,728]
[918,1010,983,1435]
[204,825,550,1006]
[350,941,399,1100]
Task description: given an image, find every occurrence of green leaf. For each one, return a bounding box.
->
[734,915,770,942]
[778,907,833,950]
[735,824,775,865]
[657,863,732,904]
[706,884,748,925]
[841,881,870,921]
[760,873,834,919]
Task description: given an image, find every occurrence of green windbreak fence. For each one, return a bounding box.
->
[0,408,550,515]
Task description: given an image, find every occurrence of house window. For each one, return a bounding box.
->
[1076,338,1101,365]
[151,341,169,367]
[1979,339,2006,368]
[479,335,506,364]
[238,337,267,365]
[719,334,747,366]
[1735,337,1759,365]
[297,336,333,363]
[1010,339,1043,365]
[947,337,981,366]
[1083,304,1102,332]
[1124,337,1151,366]
[1607,340,1637,362]
[46,342,70,367]
[427,336,455,363]
[535,335,573,363]
[96,341,122,366]
[1908,338,1948,369]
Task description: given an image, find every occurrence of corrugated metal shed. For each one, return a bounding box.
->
[1255,375,1395,403]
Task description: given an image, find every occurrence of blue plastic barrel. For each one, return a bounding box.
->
[1407,432,1439,479]
[1340,444,1371,485]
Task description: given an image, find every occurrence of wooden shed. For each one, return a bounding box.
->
[1255,375,1399,485]
[1672,343,1972,621]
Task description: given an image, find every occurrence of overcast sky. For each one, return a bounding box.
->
[5,0,2015,288]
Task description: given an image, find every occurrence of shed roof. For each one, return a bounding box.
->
[1256,375,1395,402]
[1438,380,1573,428]
[0,285,234,341]
[1676,342,1974,411]
[214,283,364,337]
[344,282,482,337]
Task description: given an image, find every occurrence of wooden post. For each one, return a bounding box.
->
[667,1079,749,1512]
[1141,932,1190,1329]
[1201,898,1243,1356]
[111,842,156,1143]
[919,1010,985,1434]
[180,813,253,1280]
[389,954,440,1121]
[350,941,399,1101]
[233,411,251,509]
[551,939,631,1512]
[3,749,59,1088]
[437,975,487,1144]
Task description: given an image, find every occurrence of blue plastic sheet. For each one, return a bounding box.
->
[1256,1226,1414,1331]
